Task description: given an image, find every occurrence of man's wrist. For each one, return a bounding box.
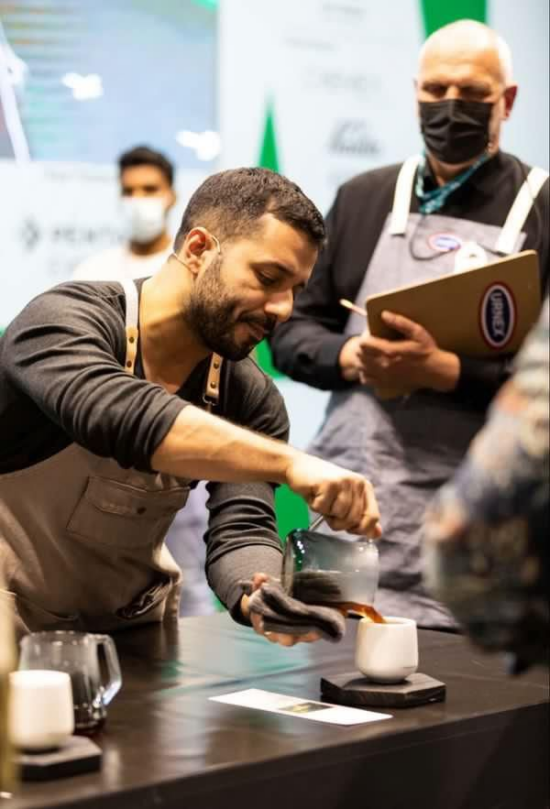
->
[272,443,301,486]
[427,350,461,392]
[338,336,362,381]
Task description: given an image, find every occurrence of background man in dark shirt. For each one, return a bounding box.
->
[0,167,381,644]
[270,20,549,629]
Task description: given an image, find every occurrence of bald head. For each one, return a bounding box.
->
[419,20,513,86]
[415,20,518,168]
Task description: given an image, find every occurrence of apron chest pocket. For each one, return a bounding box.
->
[67,476,190,549]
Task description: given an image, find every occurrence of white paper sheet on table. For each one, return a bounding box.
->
[210,688,391,726]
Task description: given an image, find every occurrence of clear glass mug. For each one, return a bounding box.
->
[282,529,381,620]
[19,631,122,733]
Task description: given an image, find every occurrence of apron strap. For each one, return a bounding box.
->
[203,353,223,412]
[119,279,139,376]
[119,278,224,407]
[388,154,422,236]
[495,166,549,255]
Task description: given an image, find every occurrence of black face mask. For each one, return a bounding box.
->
[419,99,493,164]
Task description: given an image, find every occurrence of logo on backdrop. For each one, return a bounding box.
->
[18,217,122,255]
[19,218,41,251]
[479,283,516,349]
[428,232,463,253]
[329,120,380,157]
[307,70,376,99]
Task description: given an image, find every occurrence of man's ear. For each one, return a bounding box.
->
[413,78,421,121]
[180,228,210,277]
[503,85,518,120]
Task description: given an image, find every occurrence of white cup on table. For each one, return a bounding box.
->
[355,617,418,684]
[9,669,74,752]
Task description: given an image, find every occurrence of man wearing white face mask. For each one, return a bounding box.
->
[73,146,214,617]
[73,145,176,282]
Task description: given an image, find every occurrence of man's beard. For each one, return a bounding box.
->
[185,256,275,361]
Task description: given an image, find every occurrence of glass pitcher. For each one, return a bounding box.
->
[19,631,122,732]
[282,529,381,619]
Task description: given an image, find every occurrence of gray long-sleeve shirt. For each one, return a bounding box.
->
[0,279,289,616]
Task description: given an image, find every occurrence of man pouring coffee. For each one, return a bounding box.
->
[0,168,381,646]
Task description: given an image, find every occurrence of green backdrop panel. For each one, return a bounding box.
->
[420,0,486,36]
[255,339,284,380]
[275,484,310,540]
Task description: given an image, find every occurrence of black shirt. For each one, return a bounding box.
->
[0,280,289,614]
[270,151,549,409]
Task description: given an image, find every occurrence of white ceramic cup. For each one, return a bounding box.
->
[8,669,74,751]
[355,617,418,683]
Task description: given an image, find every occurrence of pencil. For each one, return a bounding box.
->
[339,298,367,318]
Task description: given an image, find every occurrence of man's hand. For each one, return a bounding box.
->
[285,455,382,537]
[241,573,321,647]
[356,311,460,394]
[338,335,364,382]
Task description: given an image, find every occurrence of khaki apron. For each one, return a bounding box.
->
[0,279,223,637]
[310,156,548,628]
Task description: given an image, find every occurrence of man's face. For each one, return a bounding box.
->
[185,214,318,361]
[416,44,515,158]
[120,164,174,202]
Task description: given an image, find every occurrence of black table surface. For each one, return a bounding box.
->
[8,613,549,809]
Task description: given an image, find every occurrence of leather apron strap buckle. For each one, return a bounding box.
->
[203,353,223,413]
[124,326,139,374]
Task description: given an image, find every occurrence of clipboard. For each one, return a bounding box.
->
[365,250,541,398]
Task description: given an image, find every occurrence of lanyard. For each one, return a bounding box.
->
[415,152,489,215]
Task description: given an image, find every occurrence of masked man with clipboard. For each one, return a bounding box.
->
[270,20,549,630]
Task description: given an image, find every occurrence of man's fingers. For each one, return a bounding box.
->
[250,612,264,634]
[381,310,429,344]
[323,480,381,537]
[287,456,381,538]
[323,485,354,525]
[359,336,398,358]
[309,483,339,518]
[265,633,297,647]
[250,601,322,647]
[252,572,270,591]
[263,629,321,646]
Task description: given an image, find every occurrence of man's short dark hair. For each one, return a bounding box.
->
[174,167,325,252]
[118,145,174,187]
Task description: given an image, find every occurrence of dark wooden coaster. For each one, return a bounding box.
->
[13,735,103,781]
[320,671,446,708]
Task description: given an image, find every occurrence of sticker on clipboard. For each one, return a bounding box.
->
[479,282,517,349]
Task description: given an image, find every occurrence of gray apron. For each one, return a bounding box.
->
[0,279,223,638]
[309,155,548,628]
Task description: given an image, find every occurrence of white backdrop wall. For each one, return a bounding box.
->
[0,161,205,329]
[489,0,549,170]
[219,0,424,216]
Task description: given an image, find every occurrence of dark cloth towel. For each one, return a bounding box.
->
[240,578,346,642]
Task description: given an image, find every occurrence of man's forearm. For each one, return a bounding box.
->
[151,405,297,483]
[152,402,383,540]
